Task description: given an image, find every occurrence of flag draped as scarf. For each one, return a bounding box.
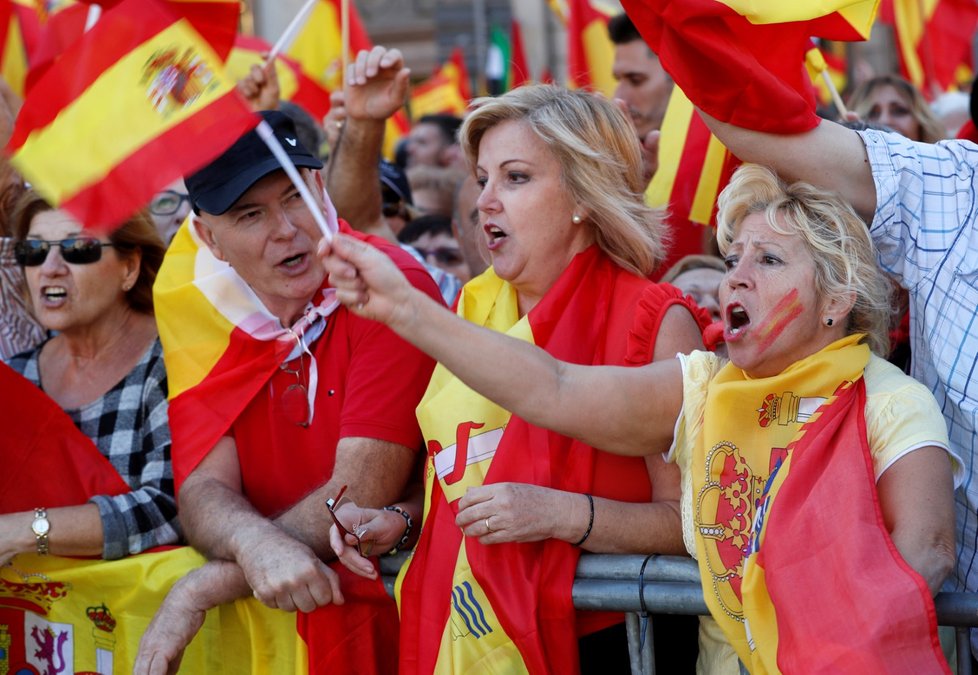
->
[396,247,695,674]
[156,210,400,674]
[693,335,948,673]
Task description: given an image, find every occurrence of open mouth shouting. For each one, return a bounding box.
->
[725,303,751,342]
[484,223,507,251]
[40,285,68,307]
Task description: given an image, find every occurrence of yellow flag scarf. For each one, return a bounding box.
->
[693,334,948,673]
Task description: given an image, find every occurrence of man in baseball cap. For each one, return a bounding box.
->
[139,90,442,670]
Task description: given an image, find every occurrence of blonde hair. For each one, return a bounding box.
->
[715,165,892,356]
[848,75,945,143]
[460,84,667,276]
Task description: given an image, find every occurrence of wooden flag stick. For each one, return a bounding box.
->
[822,69,848,117]
[341,0,350,75]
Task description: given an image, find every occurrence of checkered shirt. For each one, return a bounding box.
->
[0,237,45,360]
[860,130,978,649]
[6,338,181,559]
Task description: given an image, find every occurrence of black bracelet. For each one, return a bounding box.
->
[383,505,413,555]
[574,494,594,547]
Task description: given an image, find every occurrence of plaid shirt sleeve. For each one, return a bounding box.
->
[8,339,182,559]
[859,130,978,640]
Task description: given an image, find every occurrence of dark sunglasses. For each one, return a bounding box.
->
[150,190,191,216]
[15,238,116,267]
[414,246,464,266]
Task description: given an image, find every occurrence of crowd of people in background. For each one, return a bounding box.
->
[3,7,978,674]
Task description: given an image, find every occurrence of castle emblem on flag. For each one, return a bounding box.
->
[142,47,218,118]
[757,391,825,428]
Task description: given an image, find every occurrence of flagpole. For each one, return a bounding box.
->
[264,0,317,67]
[821,69,848,117]
[84,4,101,31]
[341,0,350,74]
[255,121,333,242]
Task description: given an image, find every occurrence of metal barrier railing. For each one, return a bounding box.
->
[380,553,978,675]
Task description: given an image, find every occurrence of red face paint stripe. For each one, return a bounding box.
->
[755,289,803,354]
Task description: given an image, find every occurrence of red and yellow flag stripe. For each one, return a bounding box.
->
[8,0,255,229]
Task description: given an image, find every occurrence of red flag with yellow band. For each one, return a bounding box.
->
[620,0,879,133]
[6,0,256,230]
[566,0,616,96]
[285,0,408,158]
[879,0,978,96]
[227,34,332,119]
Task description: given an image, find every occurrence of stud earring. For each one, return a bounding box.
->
[572,214,583,224]
[825,317,834,327]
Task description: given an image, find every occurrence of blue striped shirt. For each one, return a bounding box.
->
[860,130,978,651]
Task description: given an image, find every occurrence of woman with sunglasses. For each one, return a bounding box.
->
[3,192,179,563]
[327,84,707,674]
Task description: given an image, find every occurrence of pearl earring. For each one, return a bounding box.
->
[572,214,583,224]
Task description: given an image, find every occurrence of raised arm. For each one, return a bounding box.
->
[321,233,684,457]
[700,112,878,222]
[325,46,409,241]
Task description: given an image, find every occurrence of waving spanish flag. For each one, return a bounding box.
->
[620,0,879,133]
[879,0,978,96]
[6,0,255,230]
[285,0,408,157]
[647,86,740,261]
[566,0,616,96]
[411,48,470,118]
[228,34,332,119]
[0,1,37,96]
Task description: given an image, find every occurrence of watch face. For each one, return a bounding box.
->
[32,517,50,535]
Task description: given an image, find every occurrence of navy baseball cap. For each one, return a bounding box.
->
[379,159,413,205]
[186,110,324,215]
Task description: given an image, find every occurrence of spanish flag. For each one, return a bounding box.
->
[879,0,978,96]
[693,335,948,673]
[411,50,469,118]
[805,40,848,108]
[285,0,408,157]
[647,86,740,269]
[566,0,616,96]
[0,363,307,674]
[620,0,879,133]
[6,0,256,230]
[0,0,37,96]
[227,34,332,119]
